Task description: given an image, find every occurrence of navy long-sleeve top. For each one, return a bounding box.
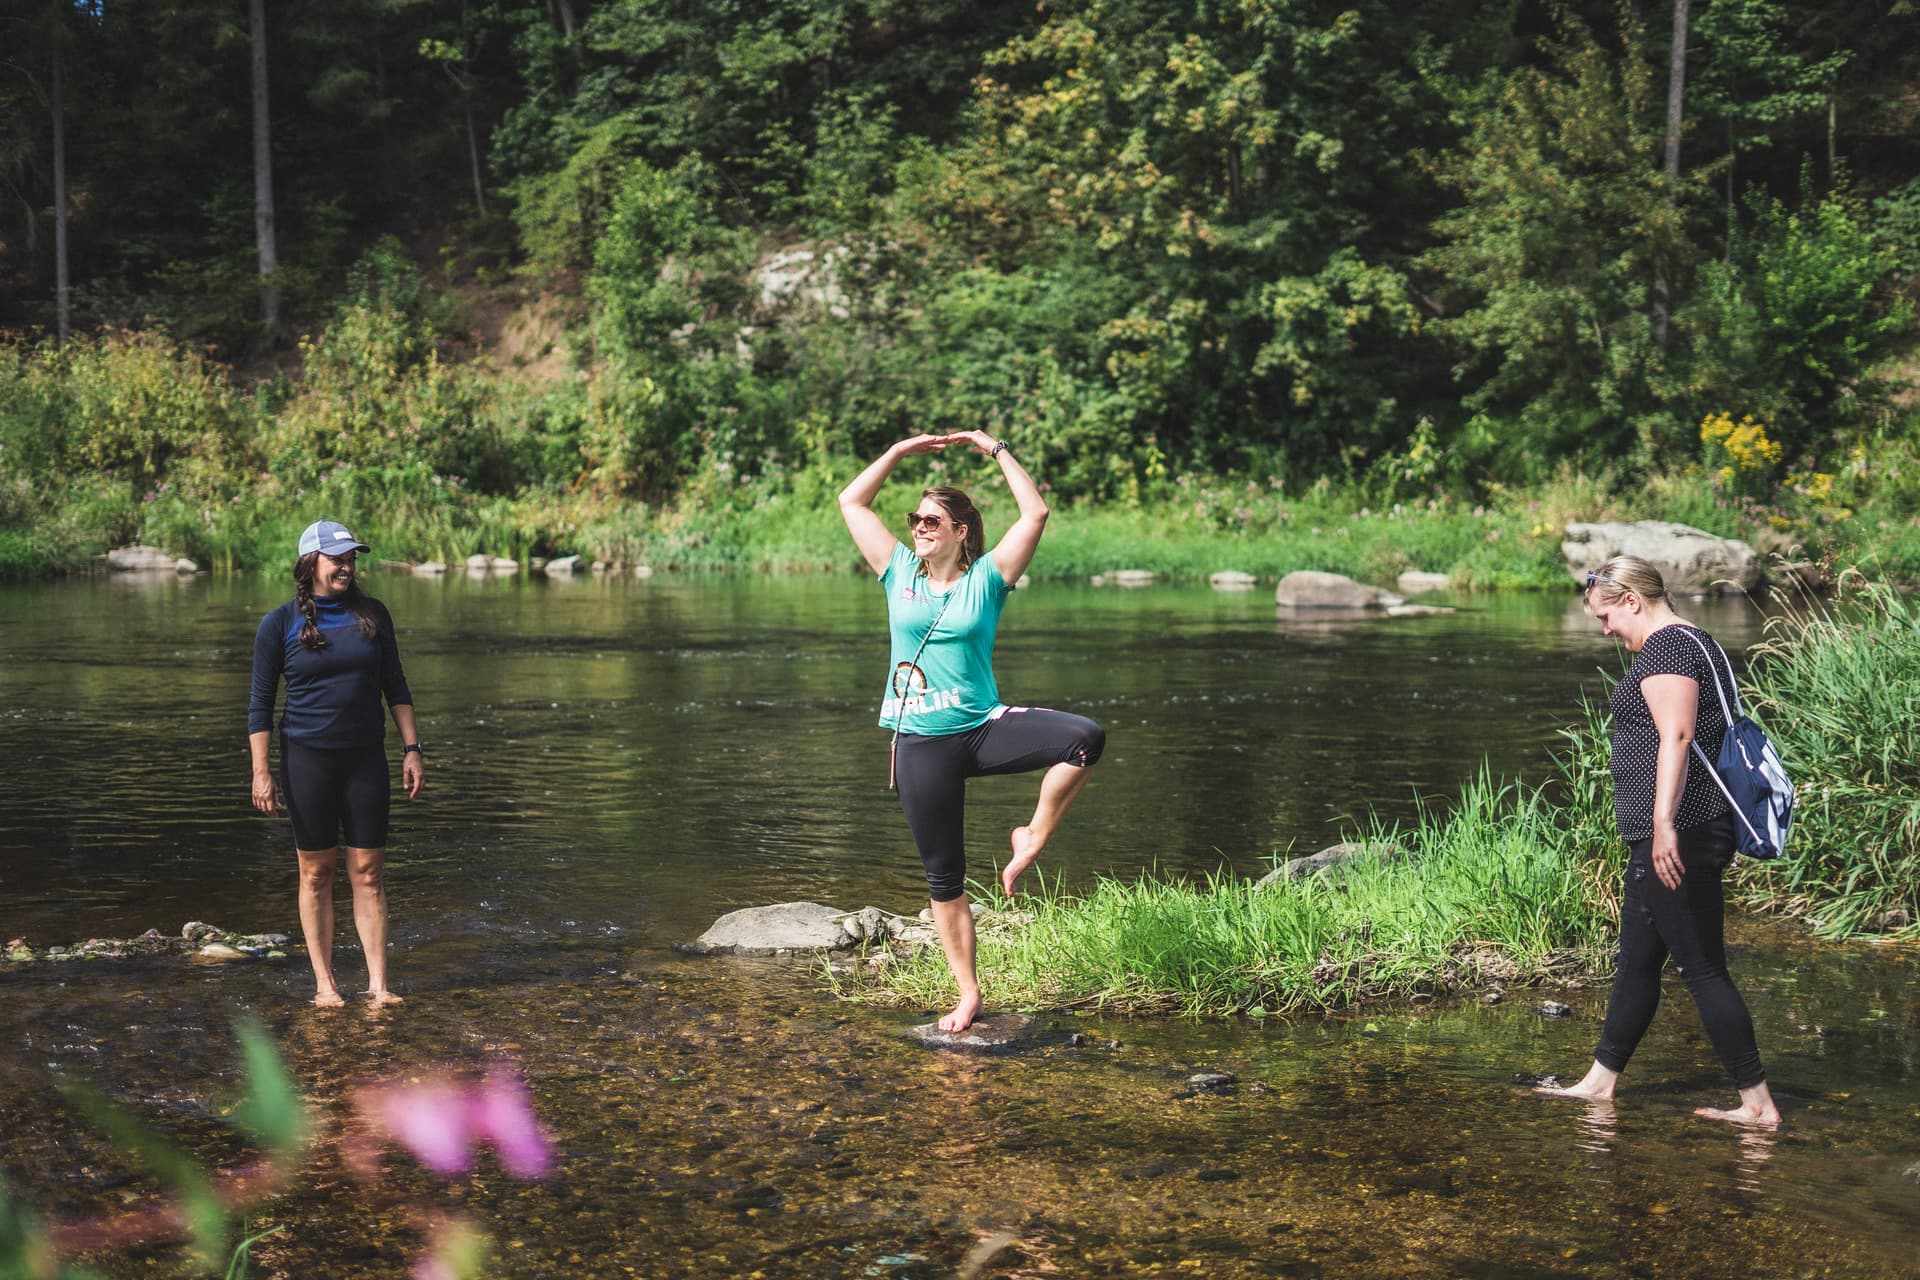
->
[248,596,413,748]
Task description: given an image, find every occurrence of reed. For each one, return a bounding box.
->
[1734,577,1920,938]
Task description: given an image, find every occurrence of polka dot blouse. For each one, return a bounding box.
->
[1608,623,1734,841]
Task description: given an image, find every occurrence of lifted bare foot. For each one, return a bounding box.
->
[938,991,983,1033]
[1695,1103,1780,1128]
[366,989,404,1007]
[1002,826,1041,897]
[312,988,346,1009]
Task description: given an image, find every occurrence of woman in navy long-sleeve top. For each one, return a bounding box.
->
[248,520,423,1007]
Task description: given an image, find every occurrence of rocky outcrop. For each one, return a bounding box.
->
[1274,571,1403,610]
[1210,571,1257,590]
[1561,521,1762,595]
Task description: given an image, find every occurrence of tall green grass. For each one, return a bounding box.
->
[1736,578,1920,938]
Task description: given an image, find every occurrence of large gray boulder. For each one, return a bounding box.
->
[1562,521,1762,595]
[1274,571,1403,610]
[685,902,854,956]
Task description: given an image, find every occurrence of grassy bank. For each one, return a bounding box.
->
[840,581,1920,1017]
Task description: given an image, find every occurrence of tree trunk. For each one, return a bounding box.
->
[1827,94,1837,186]
[50,31,69,345]
[464,91,487,216]
[1653,0,1689,349]
[250,0,280,340]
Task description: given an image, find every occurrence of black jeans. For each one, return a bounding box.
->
[1593,812,1767,1089]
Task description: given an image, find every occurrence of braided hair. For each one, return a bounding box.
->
[292,552,381,650]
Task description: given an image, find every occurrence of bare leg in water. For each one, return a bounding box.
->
[296,848,346,1008]
[930,894,981,1032]
[1001,761,1093,896]
[1536,1062,1781,1128]
[346,845,402,1006]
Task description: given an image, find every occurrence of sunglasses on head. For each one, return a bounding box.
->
[905,512,948,532]
[1579,569,1623,595]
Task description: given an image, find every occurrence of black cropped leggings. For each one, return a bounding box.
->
[893,706,1105,902]
[1593,813,1767,1089]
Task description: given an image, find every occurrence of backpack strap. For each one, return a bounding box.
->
[1675,627,1768,852]
[1676,626,1742,721]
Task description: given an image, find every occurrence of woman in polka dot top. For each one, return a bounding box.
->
[1534,555,1781,1128]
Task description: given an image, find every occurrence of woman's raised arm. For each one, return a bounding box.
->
[946,430,1048,585]
[839,436,949,575]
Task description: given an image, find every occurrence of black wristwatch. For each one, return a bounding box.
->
[403,743,424,756]
[990,440,1011,459]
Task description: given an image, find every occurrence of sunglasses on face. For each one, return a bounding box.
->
[1579,569,1622,595]
[905,512,947,532]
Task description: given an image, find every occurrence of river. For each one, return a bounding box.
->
[0,570,1915,1277]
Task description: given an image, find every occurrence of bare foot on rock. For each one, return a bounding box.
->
[366,989,404,1008]
[312,988,347,1009]
[1002,826,1041,897]
[939,991,983,1034]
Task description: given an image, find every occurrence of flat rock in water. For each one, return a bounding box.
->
[685,902,851,956]
[908,1013,1036,1050]
[1210,570,1257,590]
[1274,571,1403,610]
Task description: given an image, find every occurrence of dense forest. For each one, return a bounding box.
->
[2,0,1917,571]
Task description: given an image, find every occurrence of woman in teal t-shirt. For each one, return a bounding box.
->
[839,430,1105,1033]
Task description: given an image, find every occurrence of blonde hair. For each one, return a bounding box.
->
[1585,554,1668,606]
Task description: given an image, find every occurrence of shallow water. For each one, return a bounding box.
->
[2,572,1917,1277]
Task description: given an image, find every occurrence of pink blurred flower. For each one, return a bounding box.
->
[359,1065,554,1180]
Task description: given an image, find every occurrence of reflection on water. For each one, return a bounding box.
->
[3,575,1917,1276]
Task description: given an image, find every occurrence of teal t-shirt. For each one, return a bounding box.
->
[876,542,1011,736]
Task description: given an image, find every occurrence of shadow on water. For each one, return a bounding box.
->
[3,573,1918,1276]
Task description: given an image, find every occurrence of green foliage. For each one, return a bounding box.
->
[1421,14,1697,465]
[1687,181,1914,461]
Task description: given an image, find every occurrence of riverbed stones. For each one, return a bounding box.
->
[413,561,448,576]
[686,902,855,956]
[1109,569,1156,587]
[1210,570,1257,590]
[1561,521,1762,595]
[907,1012,1036,1051]
[195,942,251,962]
[1273,571,1403,610]
[1186,1071,1236,1093]
[545,555,582,576]
[1536,1000,1572,1018]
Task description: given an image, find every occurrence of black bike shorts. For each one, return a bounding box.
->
[281,737,390,851]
